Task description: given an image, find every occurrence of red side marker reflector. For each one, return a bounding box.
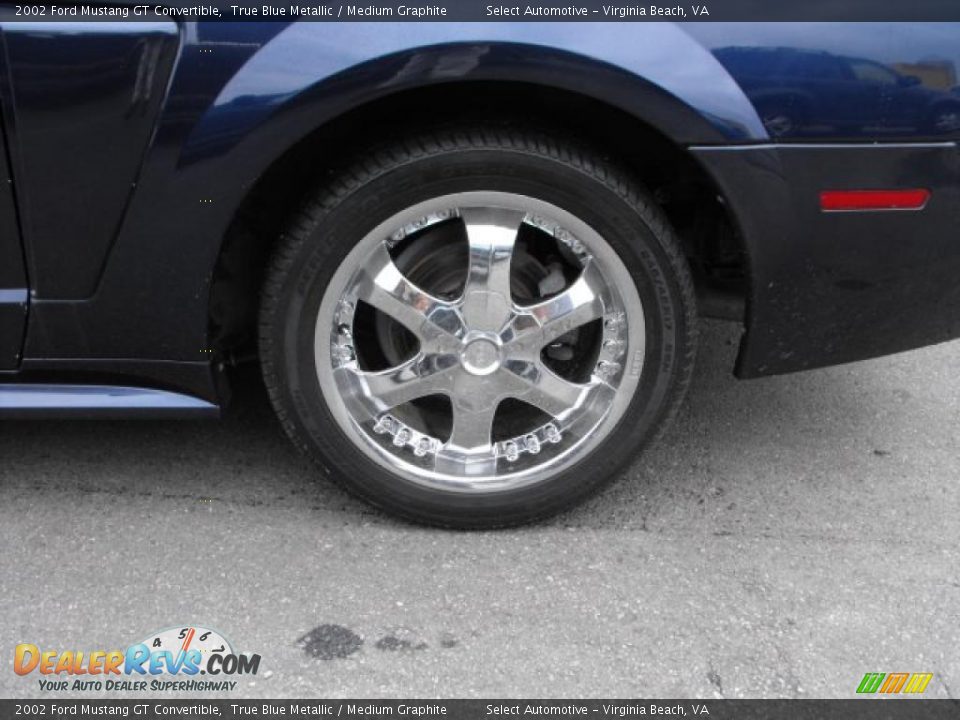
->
[820,189,930,212]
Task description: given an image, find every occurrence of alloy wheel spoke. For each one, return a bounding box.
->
[445,401,499,454]
[525,260,606,347]
[356,243,454,339]
[504,361,589,418]
[352,355,457,411]
[459,208,525,329]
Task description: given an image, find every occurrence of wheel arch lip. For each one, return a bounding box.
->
[182,23,766,169]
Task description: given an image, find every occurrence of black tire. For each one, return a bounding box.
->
[259,127,696,528]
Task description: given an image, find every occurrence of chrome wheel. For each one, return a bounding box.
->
[314,192,645,493]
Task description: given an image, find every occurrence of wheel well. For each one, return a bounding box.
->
[209,81,748,363]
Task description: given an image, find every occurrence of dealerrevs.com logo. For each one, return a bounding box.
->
[14,626,261,692]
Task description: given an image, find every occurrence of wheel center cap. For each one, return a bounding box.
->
[460,337,502,376]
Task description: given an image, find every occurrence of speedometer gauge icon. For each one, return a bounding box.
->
[138,626,234,667]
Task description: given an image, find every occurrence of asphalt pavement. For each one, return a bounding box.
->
[1,320,958,699]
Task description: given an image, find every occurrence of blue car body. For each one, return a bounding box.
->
[0,19,958,414]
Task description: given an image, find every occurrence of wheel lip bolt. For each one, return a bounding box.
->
[414,437,433,457]
[604,312,625,330]
[333,344,355,363]
[545,424,562,444]
[374,415,396,434]
[603,338,624,356]
[595,360,620,380]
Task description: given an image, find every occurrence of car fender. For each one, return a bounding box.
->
[182,22,766,171]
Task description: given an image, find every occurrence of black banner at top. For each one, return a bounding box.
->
[0,700,959,719]
[3,0,960,22]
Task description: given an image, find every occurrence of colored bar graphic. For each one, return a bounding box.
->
[856,672,933,694]
[879,672,909,693]
[857,673,885,693]
[903,673,934,694]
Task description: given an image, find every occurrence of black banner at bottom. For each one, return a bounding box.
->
[1,700,958,719]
